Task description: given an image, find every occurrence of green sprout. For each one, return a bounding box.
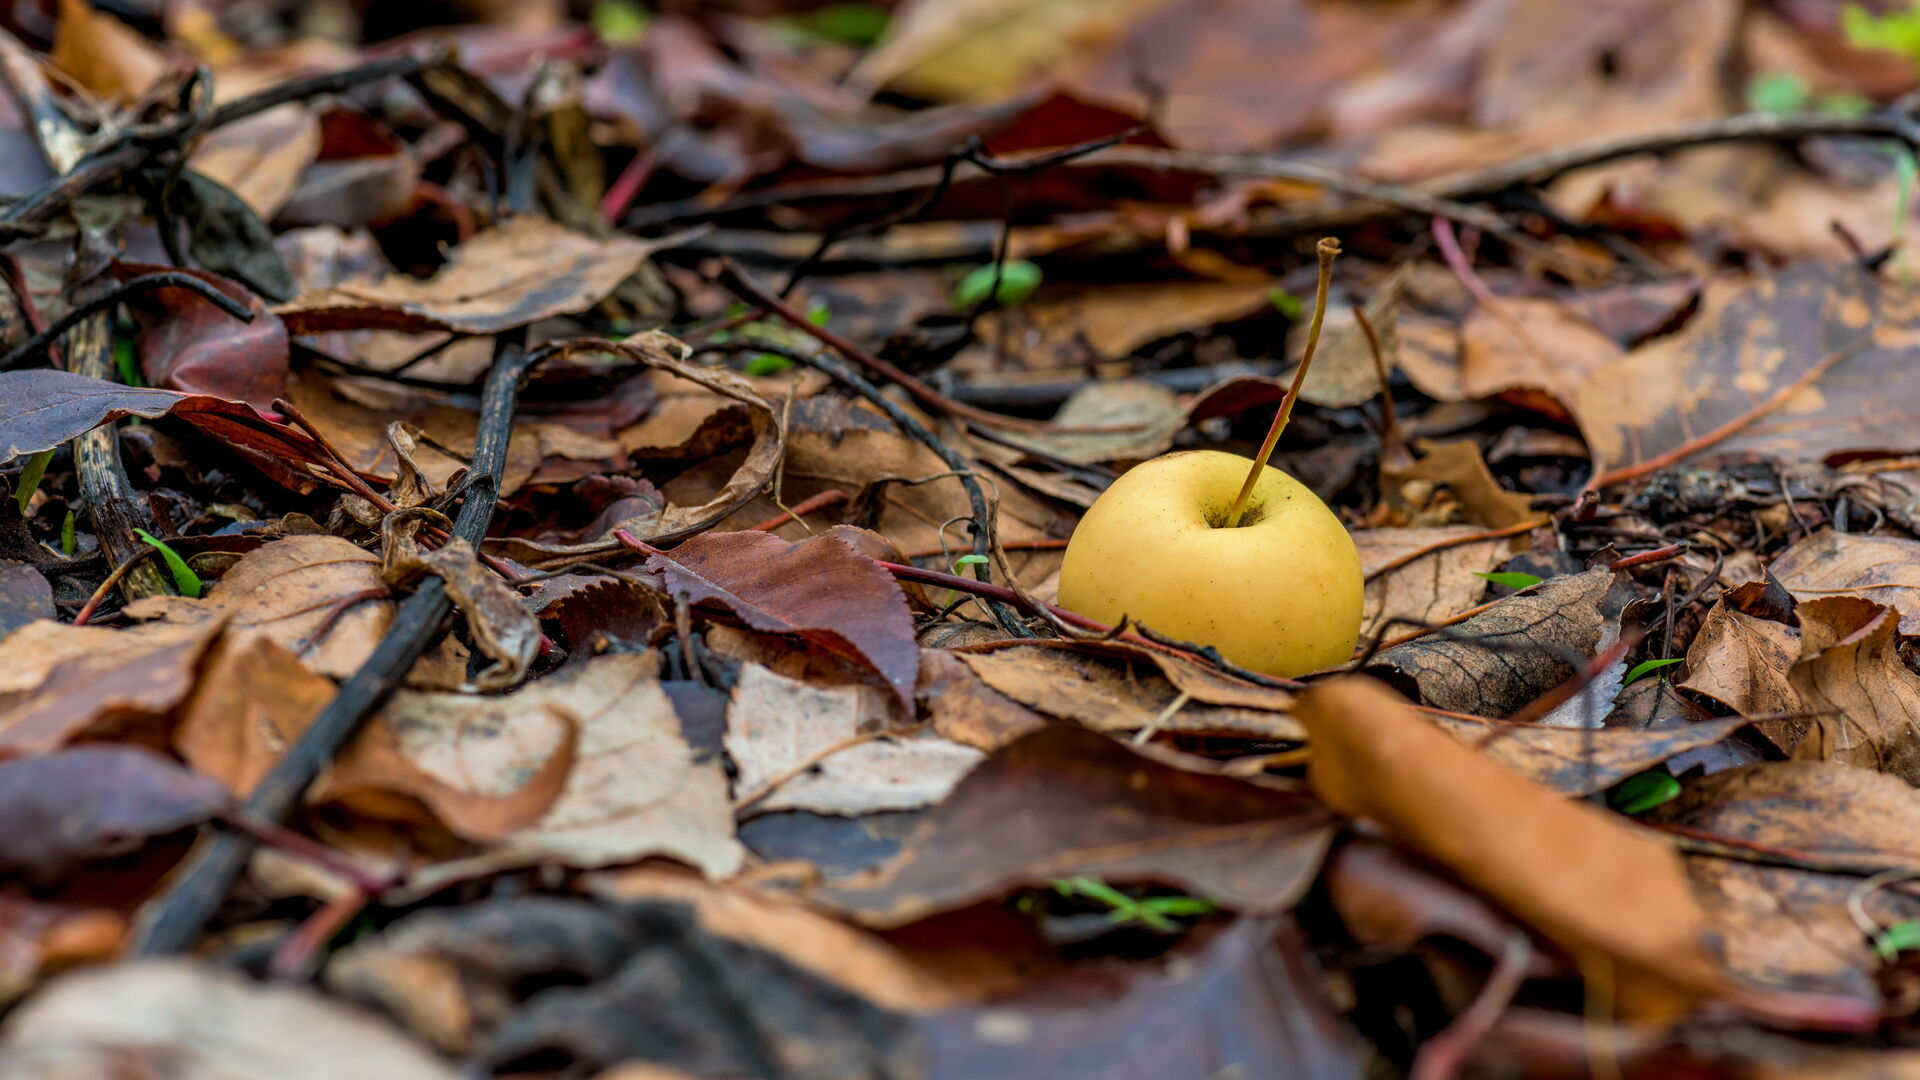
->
[59,510,75,555]
[1844,3,1920,65]
[113,337,142,387]
[134,528,203,598]
[1623,657,1684,686]
[1475,570,1543,591]
[1609,770,1681,816]
[592,0,650,43]
[1050,876,1215,933]
[1267,288,1304,319]
[776,3,889,47]
[953,260,1042,309]
[1875,919,1920,961]
[14,449,52,513]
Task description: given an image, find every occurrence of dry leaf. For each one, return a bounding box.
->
[0,747,229,881]
[0,960,458,1080]
[1771,529,1920,635]
[975,281,1275,366]
[1354,525,1511,638]
[916,651,1049,751]
[174,636,335,797]
[645,530,920,711]
[1430,713,1749,795]
[0,620,223,754]
[727,664,983,816]
[51,0,167,102]
[188,105,321,220]
[850,0,1175,102]
[955,643,1303,740]
[1384,439,1543,529]
[1789,596,1920,785]
[1680,598,1800,717]
[1296,676,1728,1020]
[1647,761,1920,1001]
[277,216,662,335]
[386,537,539,692]
[383,653,744,887]
[1003,379,1185,465]
[812,725,1336,927]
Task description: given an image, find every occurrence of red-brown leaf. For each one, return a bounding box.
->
[644,529,919,710]
[112,261,289,412]
[0,746,231,880]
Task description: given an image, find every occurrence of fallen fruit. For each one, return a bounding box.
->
[1057,449,1363,676]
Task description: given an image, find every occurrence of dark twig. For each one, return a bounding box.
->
[131,333,534,956]
[714,338,1032,638]
[0,271,255,371]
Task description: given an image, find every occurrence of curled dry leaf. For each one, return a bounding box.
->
[124,535,392,680]
[1363,568,1619,717]
[276,216,664,335]
[386,537,539,692]
[1771,529,1920,635]
[1646,761,1920,1001]
[380,653,744,888]
[1789,596,1920,785]
[727,664,983,816]
[1431,713,1751,796]
[917,650,1049,751]
[0,960,458,1080]
[1383,439,1544,529]
[644,529,920,712]
[113,262,291,412]
[1295,676,1728,1020]
[811,726,1337,928]
[0,746,230,881]
[1680,598,1800,717]
[0,620,223,755]
[1354,525,1511,638]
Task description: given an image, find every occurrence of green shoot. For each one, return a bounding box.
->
[1891,144,1918,283]
[134,529,203,598]
[1475,570,1543,590]
[60,510,75,555]
[1875,918,1920,961]
[1747,72,1811,114]
[744,353,795,376]
[775,3,889,47]
[953,260,1042,309]
[1267,288,1303,319]
[592,0,650,43]
[1609,771,1681,816]
[1623,657,1684,686]
[14,449,52,513]
[1224,237,1339,529]
[1844,2,1920,64]
[1051,877,1216,933]
[950,553,988,575]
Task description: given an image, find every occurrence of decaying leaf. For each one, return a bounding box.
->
[381,653,744,886]
[1680,598,1800,718]
[1646,761,1920,1001]
[1431,713,1750,796]
[0,620,223,754]
[1363,568,1620,717]
[1789,596,1920,785]
[1354,525,1511,638]
[277,216,664,335]
[0,747,230,881]
[727,664,983,816]
[1771,529,1920,635]
[0,960,459,1080]
[812,726,1337,927]
[955,643,1303,740]
[645,530,920,711]
[385,537,539,692]
[917,651,1050,751]
[114,262,290,412]
[173,636,335,797]
[1296,676,1728,1020]
[1383,439,1544,529]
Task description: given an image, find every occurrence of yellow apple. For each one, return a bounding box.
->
[1057,449,1363,677]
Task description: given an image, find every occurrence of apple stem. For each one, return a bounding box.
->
[1223,237,1341,528]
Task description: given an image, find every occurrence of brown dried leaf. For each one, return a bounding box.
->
[1430,713,1749,795]
[1680,598,1800,716]
[1789,596,1920,784]
[188,105,321,220]
[1354,525,1510,638]
[974,281,1274,367]
[1646,761,1920,1001]
[1384,439,1543,529]
[646,530,920,711]
[174,637,335,797]
[1573,262,1920,472]
[0,960,459,1080]
[113,262,290,413]
[1771,529,1920,635]
[0,563,51,637]
[124,535,391,679]
[955,643,1303,740]
[50,0,167,103]
[0,747,230,881]
[386,537,539,692]
[277,216,662,335]
[1296,676,1728,1020]
[383,653,744,886]
[1003,379,1185,465]
[917,650,1048,751]
[1362,568,1618,717]
[727,664,982,815]
[811,726,1337,927]
[0,620,223,755]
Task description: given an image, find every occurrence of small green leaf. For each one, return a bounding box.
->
[1875,918,1920,961]
[1267,288,1304,319]
[1820,92,1876,118]
[134,528,202,598]
[1053,876,1132,909]
[1475,570,1543,590]
[14,449,52,513]
[1609,770,1681,816]
[1623,657,1684,686]
[592,0,650,43]
[743,353,795,376]
[807,302,832,327]
[59,510,75,555]
[951,553,988,573]
[1746,71,1811,115]
[784,3,890,46]
[953,261,1042,309]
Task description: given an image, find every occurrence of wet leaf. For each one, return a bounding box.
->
[645,529,920,711]
[0,960,459,1079]
[812,725,1337,927]
[0,747,229,880]
[1296,676,1728,1020]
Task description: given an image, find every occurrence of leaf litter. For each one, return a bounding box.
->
[7,0,1920,1075]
